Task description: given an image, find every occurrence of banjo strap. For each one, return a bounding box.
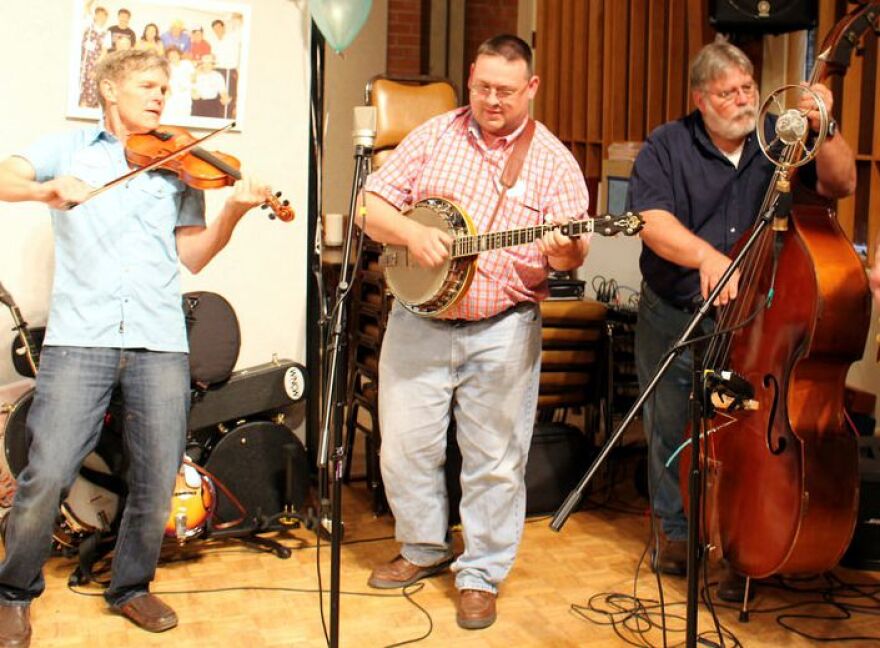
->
[483,118,535,233]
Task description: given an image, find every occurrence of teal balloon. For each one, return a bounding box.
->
[311,0,373,53]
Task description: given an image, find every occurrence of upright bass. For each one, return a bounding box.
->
[687,2,878,579]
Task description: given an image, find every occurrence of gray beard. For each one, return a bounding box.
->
[703,103,757,142]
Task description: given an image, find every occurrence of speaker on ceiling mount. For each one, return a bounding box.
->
[709,0,818,34]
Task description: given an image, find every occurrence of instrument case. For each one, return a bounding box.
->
[188,358,307,431]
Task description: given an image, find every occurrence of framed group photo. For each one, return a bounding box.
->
[68,0,251,129]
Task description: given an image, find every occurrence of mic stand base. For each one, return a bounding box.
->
[315,145,372,648]
[551,210,777,648]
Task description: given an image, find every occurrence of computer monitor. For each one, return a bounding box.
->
[600,158,634,216]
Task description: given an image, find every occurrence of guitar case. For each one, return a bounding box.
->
[183,291,241,390]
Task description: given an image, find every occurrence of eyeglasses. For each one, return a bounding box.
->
[709,82,756,104]
[470,82,526,102]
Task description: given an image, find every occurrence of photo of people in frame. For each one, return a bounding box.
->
[69,0,251,129]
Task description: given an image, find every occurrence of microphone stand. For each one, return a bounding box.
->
[317,128,373,648]
[551,171,792,647]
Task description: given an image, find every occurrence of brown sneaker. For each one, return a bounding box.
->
[456,589,497,630]
[113,593,178,633]
[367,555,452,589]
[0,603,30,648]
[651,537,687,576]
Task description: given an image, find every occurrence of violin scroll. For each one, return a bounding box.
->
[262,190,294,222]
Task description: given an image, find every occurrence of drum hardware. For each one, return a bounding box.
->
[1,359,315,572]
[0,281,40,378]
[0,379,35,510]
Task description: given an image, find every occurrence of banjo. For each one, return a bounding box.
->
[379,196,643,317]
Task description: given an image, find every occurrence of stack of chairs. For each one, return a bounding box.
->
[537,299,608,442]
[342,238,391,513]
[342,75,458,514]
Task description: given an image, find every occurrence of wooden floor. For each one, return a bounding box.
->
[8,473,880,647]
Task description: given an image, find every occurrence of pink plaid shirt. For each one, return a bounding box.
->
[365,107,590,320]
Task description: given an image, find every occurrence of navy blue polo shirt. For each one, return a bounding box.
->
[629,110,816,310]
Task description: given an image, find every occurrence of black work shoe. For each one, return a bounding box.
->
[651,538,687,576]
[717,567,756,603]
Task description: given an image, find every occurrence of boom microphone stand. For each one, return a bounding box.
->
[317,105,376,648]
[551,170,794,646]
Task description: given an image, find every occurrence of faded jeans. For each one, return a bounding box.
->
[378,302,541,594]
[635,283,714,541]
[0,346,188,607]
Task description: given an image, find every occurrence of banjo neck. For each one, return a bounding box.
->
[449,215,638,259]
[452,220,579,258]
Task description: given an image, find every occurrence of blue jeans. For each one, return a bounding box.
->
[634,284,713,541]
[378,302,541,594]
[0,346,189,607]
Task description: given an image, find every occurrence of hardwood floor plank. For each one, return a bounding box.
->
[5,479,880,646]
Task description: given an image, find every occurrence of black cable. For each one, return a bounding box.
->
[592,275,640,309]
[568,344,745,648]
[68,577,434,648]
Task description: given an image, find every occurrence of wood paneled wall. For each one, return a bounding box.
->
[816,2,880,260]
[534,0,713,180]
[534,0,879,259]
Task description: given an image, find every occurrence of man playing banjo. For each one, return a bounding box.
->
[356,34,590,629]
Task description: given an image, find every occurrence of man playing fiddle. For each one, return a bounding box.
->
[0,49,269,645]
[629,40,856,599]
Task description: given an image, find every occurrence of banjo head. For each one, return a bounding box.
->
[383,198,473,316]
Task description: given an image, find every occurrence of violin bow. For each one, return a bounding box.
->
[62,121,236,209]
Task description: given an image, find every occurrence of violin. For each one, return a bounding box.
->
[65,123,294,222]
[125,125,294,222]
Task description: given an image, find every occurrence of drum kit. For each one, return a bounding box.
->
[0,283,311,574]
[0,385,309,560]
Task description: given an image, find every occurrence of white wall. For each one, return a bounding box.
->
[321,0,388,217]
[0,1,312,392]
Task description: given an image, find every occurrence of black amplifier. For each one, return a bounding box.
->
[841,436,880,571]
[188,358,307,431]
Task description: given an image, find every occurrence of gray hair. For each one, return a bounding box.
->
[94,49,169,109]
[689,41,753,91]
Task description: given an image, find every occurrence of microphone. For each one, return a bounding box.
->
[352,106,377,150]
[705,369,759,412]
[775,108,808,145]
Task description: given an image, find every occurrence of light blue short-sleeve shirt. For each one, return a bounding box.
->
[20,126,206,352]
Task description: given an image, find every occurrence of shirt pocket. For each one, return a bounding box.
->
[135,172,181,199]
[131,173,183,231]
[68,149,115,188]
[502,188,542,230]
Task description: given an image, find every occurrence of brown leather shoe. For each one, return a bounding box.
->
[651,537,687,576]
[456,589,496,630]
[367,555,452,589]
[0,603,30,648]
[113,593,177,633]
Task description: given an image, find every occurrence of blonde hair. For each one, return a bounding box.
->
[94,49,169,109]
